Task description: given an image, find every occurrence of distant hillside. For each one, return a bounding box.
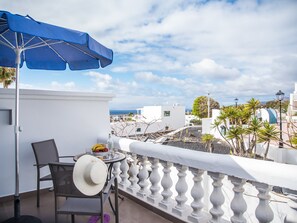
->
[260,98,289,112]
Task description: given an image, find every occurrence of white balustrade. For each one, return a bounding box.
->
[285,194,297,223]
[229,176,247,223]
[147,158,161,204]
[112,161,121,183]
[253,182,274,223]
[172,164,188,217]
[209,172,225,223]
[136,156,150,198]
[188,168,205,223]
[119,152,130,188]
[159,161,174,210]
[127,153,139,193]
[97,134,297,223]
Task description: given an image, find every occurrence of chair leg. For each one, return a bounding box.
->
[108,197,116,215]
[101,196,104,223]
[71,214,75,223]
[37,172,40,207]
[115,178,119,223]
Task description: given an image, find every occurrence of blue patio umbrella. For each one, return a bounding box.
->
[0,11,113,222]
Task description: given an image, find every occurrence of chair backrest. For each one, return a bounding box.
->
[32,139,59,166]
[49,162,90,198]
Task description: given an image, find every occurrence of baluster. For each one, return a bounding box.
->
[127,153,139,193]
[208,172,225,223]
[147,158,161,204]
[137,156,149,198]
[253,182,274,223]
[159,161,174,210]
[284,194,297,223]
[172,164,188,217]
[112,161,121,183]
[188,168,205,223]
[229,176,247,223]
[119,152,130,189]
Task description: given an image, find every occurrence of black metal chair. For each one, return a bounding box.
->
[31,139,73,207]
[49,162,118,223]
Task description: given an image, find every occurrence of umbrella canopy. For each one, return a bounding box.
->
[0,10,113,222]
[0,10,113,70]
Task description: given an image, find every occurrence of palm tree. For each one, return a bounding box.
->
[258,121,279,160]
[212,119,234,154]
[0,66,16,88]
[226,126,245,155]
[246,117,263,158]
[292,135,297,148]
[246,98,260,117]
[221,106,238,125]
[201,134,215,153]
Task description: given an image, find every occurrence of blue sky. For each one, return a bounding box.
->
[1,0,297,109]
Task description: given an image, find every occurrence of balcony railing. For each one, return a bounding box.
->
[98,135,297,223]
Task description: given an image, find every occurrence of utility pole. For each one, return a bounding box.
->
[207,92,210,118]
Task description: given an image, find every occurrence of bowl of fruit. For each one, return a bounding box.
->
[91,144,109,157]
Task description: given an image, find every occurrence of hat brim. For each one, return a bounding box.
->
[73,154,108,196]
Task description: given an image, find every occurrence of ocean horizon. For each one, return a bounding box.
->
[110,108,192,115]
[110,109,137,115]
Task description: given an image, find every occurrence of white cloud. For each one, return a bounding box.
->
[84,71,140,96]
[2,0,297,108]
[135,72,159,82]
[111,66,129,73]
[85,71,113,90]
[186,59,240,79]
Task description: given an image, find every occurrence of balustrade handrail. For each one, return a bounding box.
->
[98,134,297,191]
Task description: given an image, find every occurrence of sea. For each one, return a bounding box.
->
[110,108,192,115]
[110,109,137,115]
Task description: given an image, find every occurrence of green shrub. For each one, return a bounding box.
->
[190,119,202,125]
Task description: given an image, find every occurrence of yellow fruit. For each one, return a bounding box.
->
[91,144,106,152]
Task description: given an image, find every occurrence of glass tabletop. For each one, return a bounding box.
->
[74,152,126,164]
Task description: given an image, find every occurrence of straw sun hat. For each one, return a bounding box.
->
[73,154,108,196]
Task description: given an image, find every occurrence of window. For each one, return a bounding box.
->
[136,128,141,132]
[164,111,170,117]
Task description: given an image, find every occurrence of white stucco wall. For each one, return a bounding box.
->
[141,105,185,129]
[202,109,228,139]
[256,143,297,165]
[289,83,297,119]
[141,106,162,121]
[0,89,113,197]
[161,105,185,130]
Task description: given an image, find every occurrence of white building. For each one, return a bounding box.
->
[288,82,297,122]
[111,104,185,137]
[202,109,227,139]
[256,108,277,124]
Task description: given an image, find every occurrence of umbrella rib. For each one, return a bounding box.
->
[36,37,67,62]
[22,36,37,48]
[0,29,15,49]
[66,42,97,59]
[0,38,14,49]
[25,39,64,50]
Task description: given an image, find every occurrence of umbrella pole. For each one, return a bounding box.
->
[14,48,21,219]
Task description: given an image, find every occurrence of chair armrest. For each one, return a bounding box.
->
[59,155,74,159]
[103,176,115,194]
[33,163,48,168]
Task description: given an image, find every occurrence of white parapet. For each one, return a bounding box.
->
[0,88,113,197]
